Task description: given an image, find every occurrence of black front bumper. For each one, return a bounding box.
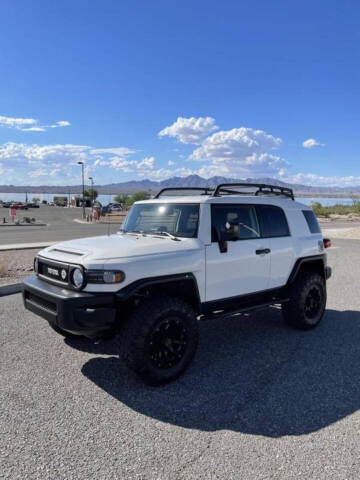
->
[22,275,117,338]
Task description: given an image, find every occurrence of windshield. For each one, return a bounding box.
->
[122,203,200,238]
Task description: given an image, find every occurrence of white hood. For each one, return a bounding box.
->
[39,233,202,265]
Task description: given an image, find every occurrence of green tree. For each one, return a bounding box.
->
[113,194,130,206]
[113,191,150,208]
[32,197,40,203]
[131,191,151,203]
[84,189,98,200]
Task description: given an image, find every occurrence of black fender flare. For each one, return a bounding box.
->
[287,254,326,285]
[116,273,202,313]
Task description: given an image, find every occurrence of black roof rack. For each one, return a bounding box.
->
[213,183,294,200]
[154,183,294,200]
[154,187,214,198]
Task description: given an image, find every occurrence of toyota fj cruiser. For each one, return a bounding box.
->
[23,183,332,385]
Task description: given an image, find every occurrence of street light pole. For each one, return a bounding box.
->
[77,161,85,219]
[88,176,94,209]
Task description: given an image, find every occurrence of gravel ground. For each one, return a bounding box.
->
[322,227,360,239]
[1,239,360,479]
[0,249,40,286]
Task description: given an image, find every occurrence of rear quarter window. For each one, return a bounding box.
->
[256,205,290,238]
[303,210,321,234]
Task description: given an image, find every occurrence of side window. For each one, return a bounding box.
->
[303,210,321,234]
[256,205,290,238]
[211,205,261,241]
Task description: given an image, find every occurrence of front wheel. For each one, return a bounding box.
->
[120,295,199,385]
[282,272,326,330]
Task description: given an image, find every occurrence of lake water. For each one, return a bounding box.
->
[0,192,357,206]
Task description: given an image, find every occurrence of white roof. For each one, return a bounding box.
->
[137,195,310,210]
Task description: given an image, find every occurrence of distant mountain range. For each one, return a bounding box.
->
[1,174,360,197]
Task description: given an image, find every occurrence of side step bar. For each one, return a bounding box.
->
[201,298,289,321]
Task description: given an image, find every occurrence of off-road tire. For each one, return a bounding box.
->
[282,272,326,330]
[49,323,80,339]
[119,295,199,385]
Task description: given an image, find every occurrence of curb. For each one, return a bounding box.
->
[0,283,22,297]
[0,223,47,227]
[0,242,55,252]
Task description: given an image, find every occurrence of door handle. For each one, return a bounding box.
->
[255,248,271,255]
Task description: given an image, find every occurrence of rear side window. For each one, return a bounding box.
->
[256,205,290,238]
[303,210,321,234]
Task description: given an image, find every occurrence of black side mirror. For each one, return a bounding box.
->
[217,222,238,253]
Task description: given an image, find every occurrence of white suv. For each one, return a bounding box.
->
[23,183,332,385]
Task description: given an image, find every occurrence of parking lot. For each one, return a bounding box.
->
[0,205,120,246]
[0,237,359,479]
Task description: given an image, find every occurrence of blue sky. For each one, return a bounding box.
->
[0,0,360,187]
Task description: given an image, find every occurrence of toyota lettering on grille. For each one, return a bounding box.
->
[47,267,59,277]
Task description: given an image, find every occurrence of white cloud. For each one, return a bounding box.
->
[191,127,282,162]
[52,120,71,128]
[0,115,37,129]
[144,167,194,180]
[90,147,135,156]
[0,162,3,175]
[22,127,47,132]
[94,155,156,176]
[28,169,49,178]
[0,142,89,163]
[158,116,218,144]
[0,114,71,132]
[283,172,360,187]
[302,138,324,149]
[186,127,285,178]
[168,160,176,166]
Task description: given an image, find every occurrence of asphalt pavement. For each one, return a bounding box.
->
[1,239,360,479]
[0,205,119,246]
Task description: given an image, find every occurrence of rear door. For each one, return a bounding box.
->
[256,205,294,289]
[205,204,271,302]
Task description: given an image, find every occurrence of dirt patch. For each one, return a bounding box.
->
[0,249,41,285]
[322,227,360,240]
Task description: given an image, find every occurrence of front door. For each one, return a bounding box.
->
[205,204,271,302]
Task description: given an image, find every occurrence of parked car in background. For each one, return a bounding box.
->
[26,202,40,208]
[102,203,122,214]
[11,203,28,210]
[110,203,123,212]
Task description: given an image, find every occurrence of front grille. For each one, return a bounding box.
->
[38,258,69,285]
[26,292,57,313]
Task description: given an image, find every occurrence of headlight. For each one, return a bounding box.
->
[72,268,85,289]
[103,271,125,283]
[33,257,38,274]
[87,270,125,284]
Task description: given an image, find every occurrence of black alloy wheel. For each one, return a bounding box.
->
[304,285,323,321]
[119,295,199,385]
[148,317,188,369]
[282,272,326,330]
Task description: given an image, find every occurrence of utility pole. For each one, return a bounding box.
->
[88,176,94,209]
[77,161,85,219]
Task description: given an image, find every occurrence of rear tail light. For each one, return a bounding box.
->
[323,238,331,249]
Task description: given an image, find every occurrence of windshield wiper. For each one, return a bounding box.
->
[151,231,181,241]
[119,229,148,236]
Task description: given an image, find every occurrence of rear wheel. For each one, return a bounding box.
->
[282,272,326,330]
[120,295,199,385]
